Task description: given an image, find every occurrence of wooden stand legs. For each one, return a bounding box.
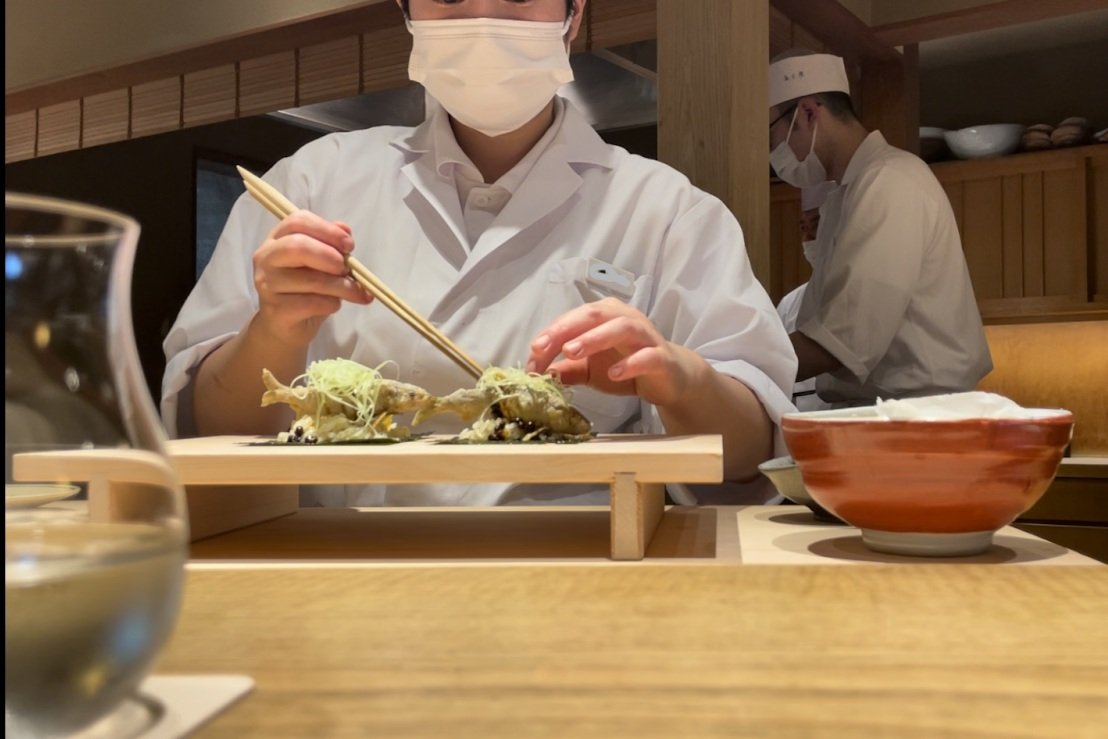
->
[609,474,665,560]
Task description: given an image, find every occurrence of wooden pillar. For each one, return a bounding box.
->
[657,0,772,287]
[859,43,920,154]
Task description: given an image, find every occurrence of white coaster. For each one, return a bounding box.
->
[137,675,254,738]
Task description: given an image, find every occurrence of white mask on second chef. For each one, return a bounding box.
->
[407,17,575,138]
[802,239,819,267]
[770,107,827,189]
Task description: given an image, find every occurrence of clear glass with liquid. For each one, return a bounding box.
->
[5,193,188,738]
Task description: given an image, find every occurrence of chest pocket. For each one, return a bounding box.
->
[545,257,654,313]
[544,257,655,429]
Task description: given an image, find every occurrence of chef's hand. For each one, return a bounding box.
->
[525,297,709,408]
[252,210,371,348]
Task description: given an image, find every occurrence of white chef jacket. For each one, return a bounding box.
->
[796,131,992,405]
[162,97,797,506]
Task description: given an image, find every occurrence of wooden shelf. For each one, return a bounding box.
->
[929,142,1108,178]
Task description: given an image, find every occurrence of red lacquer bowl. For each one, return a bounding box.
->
[781,407,1074,556]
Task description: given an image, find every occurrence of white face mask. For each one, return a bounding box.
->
[802,239,819,267]
[770,107,827,188]
[407,17,575,138]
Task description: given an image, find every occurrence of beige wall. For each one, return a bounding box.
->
[5,0,390,91]
[920,38,1108,130]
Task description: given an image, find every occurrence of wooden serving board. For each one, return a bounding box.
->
[13,434,724,560]
[165,433,723,485]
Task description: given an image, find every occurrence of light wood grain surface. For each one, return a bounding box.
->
[163,434,723,485]
[158,563,1108,738]
[185,505,1100,567]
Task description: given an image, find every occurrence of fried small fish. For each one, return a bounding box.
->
[415,367,592,441]
[261,359,435,443]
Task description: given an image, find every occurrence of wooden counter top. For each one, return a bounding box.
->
[158,563,1108,738]
[158,506,1105,735]
[187,505,1101,567]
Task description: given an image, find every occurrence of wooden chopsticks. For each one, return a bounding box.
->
[236,166,484,380]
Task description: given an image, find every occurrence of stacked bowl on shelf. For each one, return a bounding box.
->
[920,116,1104,162]
[1021,117,1097,150]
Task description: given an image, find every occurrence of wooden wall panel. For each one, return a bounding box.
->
[1021,171,1045,297]
[239,53,296,117]
[771,200,795,301]
[771,0,899,63]
[5,111,37,163]
[768,8,827,60]
[37,101,81,157]
[1091,150,1108,303]
[589,0,656,49]
[778,201,801,300]
[1000,174,1023,298]
[361,26,412,94]
[1042,167,1084,298]
[791,24,826,55]
[769,7,792,58]
[927,146,1103,321]
[131,78,182,138]
[183,65,237,128]
[299,37,361,106]
[961,178,1004,300]
[769,184,813,304]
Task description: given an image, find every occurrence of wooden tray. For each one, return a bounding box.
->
[14,434,723,560]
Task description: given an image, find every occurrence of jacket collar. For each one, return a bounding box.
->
[391,94,617,173]
[841,130,889,186]
[391,95,617,317]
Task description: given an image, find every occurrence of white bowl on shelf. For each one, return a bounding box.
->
[943,124,1025,159]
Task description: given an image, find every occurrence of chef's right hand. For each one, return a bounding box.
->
[252,210,372,348]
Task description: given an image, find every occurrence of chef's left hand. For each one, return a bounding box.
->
[526,297,707,408]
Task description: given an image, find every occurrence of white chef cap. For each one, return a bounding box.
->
[768,53,850,109]
[801,181,837,211]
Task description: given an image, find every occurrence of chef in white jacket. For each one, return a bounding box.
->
[161,0,797,507]
[768,50,991,407]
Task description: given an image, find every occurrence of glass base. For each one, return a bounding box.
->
[69,695,163,739]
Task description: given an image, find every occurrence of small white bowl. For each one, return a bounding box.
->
[944,124,1025,159]
[757,456,841,523]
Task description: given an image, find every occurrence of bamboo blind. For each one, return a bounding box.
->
[4,0,655,163]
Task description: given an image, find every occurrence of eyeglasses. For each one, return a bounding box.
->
[771,105,797,146]
[770,105,797,132]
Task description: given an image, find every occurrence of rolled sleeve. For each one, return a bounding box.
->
[641,195,798,504]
